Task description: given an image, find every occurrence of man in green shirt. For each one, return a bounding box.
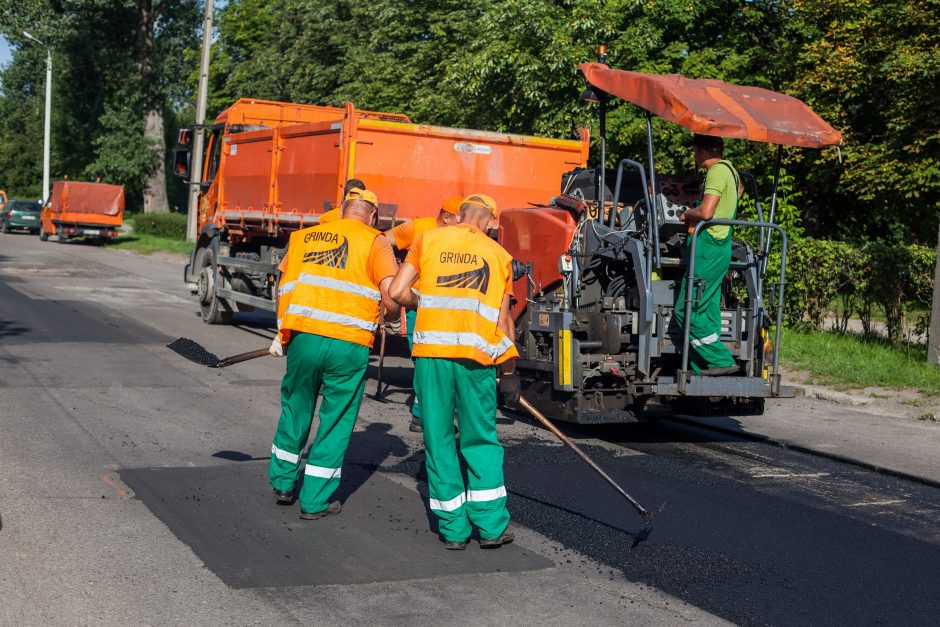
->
[672,133,741,376]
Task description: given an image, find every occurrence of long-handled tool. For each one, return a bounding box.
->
[518,396,664,529]
[373,321,387,401]
[167,338,270,369]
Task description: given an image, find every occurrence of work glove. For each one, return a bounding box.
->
[497,371,521,408]
[384,317,402,334]
[269,337,284,358]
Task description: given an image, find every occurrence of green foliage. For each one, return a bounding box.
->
[779,237,935,343]
[132,211,188,240]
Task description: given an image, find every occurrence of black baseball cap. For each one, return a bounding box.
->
[683,133,724,150]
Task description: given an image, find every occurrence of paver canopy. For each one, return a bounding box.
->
[580,63,842,149]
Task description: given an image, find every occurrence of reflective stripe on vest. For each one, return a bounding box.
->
[413,331,514,360]
[418,294,500,323]
[285,304,378,332]
[293,272,381,301]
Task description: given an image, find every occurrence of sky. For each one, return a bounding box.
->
[0,35,11,67]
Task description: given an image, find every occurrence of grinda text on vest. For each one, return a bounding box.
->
[439,251,478,265]
[304,230,339,244]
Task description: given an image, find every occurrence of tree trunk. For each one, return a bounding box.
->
[142,108,169,213]
[928,224,940,364]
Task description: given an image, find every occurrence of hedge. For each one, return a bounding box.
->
[777,237,935,342]
[132,212,188,240]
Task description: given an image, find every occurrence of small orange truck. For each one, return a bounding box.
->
[39,181,125,243]
[174,99,589,323]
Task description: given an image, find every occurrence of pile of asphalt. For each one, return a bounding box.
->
[166,337,219,367]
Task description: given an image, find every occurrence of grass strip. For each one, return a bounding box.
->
[105,234,193,256]
[780,329,940,395]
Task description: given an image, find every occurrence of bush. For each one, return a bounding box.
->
[779,237,935,342]
[133,212,187,240]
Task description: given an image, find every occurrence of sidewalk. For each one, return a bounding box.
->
[679,391,940,485]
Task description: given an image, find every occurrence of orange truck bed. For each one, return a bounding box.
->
[183,98,589,318]
[198,99,589,236]
[40,181,125,241]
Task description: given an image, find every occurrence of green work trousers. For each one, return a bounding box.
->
[269,332,369,514]
[405,308,421,420]
[672,230,736,373]
[414,357,510,542]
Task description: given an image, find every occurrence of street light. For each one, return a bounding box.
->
[23,31,52,203]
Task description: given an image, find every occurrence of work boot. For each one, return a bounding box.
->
[479,527,514,549]
[409,417,423,433]
[442,537,469,550]
[299,501,342,520]
[273,488,294,505]
[699,364,740,377]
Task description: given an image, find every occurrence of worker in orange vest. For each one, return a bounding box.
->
[268,187,401,520]
[388,194,520,549]
[319,178,367,225]
[383,195,463,433]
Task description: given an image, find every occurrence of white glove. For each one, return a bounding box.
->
[269,337,284,357]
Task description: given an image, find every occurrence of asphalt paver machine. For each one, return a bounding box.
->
[502,55,842,424]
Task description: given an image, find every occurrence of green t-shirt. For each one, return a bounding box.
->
[702,159,739,240]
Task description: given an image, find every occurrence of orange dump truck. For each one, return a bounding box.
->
[174,99,589,323]
[39,181,125,243]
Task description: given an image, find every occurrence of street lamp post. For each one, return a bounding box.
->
[23,31,51,203]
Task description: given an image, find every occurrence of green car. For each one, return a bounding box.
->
[1,199,43,234]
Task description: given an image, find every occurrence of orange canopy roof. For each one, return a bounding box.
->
[580,63,841,149]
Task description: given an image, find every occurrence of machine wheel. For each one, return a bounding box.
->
[196,246,233,324]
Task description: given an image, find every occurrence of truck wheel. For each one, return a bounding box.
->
[196,247,233,324]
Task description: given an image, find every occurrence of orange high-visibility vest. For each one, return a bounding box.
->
[410,224,519,365]
[277,219,383,348]
[389,216,438,250]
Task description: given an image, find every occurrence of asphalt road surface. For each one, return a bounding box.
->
[2,232,939,625]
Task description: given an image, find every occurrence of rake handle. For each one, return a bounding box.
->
[214,348,271,368]
[518,396,652,520]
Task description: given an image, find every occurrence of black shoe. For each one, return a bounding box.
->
[699,365,740,377]
[299,501,342,520]
[409,417,423,433]
[442,538,469,550]
[273,489,294,505]
[479,527,514,549]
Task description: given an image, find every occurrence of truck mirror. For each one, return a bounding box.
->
[173,148,191,181]
[177,128,192,147]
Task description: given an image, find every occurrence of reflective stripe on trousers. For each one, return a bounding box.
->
[429,486,506,512]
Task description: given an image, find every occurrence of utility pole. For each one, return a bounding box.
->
[187,0,214,242]
[23,32,51,203]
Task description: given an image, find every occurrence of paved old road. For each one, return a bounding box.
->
[1,232,939,626]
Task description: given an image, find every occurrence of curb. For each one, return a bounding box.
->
[791,383,871,406]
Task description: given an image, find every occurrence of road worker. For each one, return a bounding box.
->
[319,178,367,225]
[383,195,463,432]
[672,133,741,376]
[268,187,401,519]
[388,193,521,550]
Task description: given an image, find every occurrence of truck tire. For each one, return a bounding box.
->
[196,247,233,324]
